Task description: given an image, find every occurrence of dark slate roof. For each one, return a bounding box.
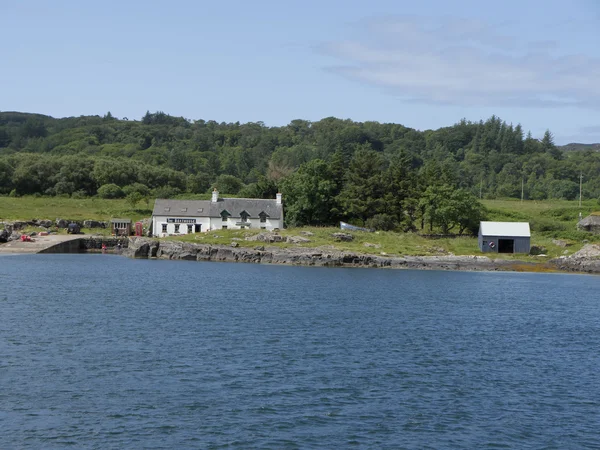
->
[152,198,282,219]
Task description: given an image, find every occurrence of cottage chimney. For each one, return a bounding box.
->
[276,192,282,205]
[212,188,219,203]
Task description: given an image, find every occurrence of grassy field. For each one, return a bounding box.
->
[0,196,152,223]
[2,195,599,258]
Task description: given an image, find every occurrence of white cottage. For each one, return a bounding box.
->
[151,190,283,237]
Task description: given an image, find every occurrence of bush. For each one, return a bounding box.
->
[122,183,150,197]
[151,186,181,198]
[366,214,397,231]
[97,183,125,199]
[71,190,88,199]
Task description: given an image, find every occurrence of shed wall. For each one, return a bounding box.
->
[479,234,530,253]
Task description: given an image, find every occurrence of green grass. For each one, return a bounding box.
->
[3,196,600,259]
[0,196,152,223]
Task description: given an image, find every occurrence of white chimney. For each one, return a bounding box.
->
[276,192,282,205]
[212,188,219,203]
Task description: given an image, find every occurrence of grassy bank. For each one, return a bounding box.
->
[2,196,600,258]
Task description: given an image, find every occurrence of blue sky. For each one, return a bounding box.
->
[1,0,599,144]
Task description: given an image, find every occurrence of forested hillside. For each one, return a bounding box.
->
[1,111,599,231]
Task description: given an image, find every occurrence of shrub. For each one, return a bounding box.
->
[97,183,125,199]
[366,214,397,231]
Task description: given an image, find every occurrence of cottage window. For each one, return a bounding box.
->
[181,208,187,212]
[259,212,268,223]
[221,210,230,222]
[187,224,193,233]
[240,211,250,223]
[164,207,170,212]
[222,225,227,230]
[175,224,180,233]
[162,224,167,233]
[197,208,203,213]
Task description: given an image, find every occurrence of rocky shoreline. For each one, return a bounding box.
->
[122,237,600,274]
[3,219,600,274]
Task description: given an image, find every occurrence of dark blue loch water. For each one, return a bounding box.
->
[1,254,600,449]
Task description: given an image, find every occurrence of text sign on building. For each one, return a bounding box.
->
[167,218,197,224]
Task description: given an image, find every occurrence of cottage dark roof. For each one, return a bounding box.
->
[152,198,282,219]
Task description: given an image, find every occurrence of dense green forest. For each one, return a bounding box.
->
[1,111,599,232]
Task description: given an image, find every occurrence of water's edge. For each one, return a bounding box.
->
[119,237,600,275]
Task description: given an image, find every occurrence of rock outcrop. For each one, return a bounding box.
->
[123,237,539,272]
[550,244,600,273]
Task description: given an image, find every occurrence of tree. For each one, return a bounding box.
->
[126,191,143,208]
[214,174,244,194]
[280,159,339,226]
[337,148,387,223]
[541,129,562,159]
[419,185,485,234]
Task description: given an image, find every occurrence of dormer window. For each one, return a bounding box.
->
[164,207,170,212]
[259,212,268,223]
[181,208,187,212]
[197,208,203,213]
[240,211,250,223]
[221,210,231,222]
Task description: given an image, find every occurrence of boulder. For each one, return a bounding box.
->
[300,231,314,236]
[332,232,353,242]
[245,232,285,243]
[552,239,569,248]
[287,236,311,244]
[570,244,600,259]
[0,229,8,243]
[12,221,27,230]
[83,220,105,229]
[231,242,239,247]
[56,219,69,228]
[529,245,547,256]
[8,232,21,242]
[38,220,53,228]
[364,242,381,249]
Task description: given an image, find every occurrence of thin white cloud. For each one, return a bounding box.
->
[321,16,600,109]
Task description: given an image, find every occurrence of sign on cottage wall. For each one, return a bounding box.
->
[167,218,197,224]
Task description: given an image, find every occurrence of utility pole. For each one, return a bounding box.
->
[579,172,583,208]
[480,176,483,199]
[521,178,524,202]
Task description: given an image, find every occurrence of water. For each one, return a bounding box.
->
[1,254,600,449]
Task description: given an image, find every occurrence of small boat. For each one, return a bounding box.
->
[340,221,373,232]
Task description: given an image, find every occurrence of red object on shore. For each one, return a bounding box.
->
[135,222,143,236]
[20,235,31,242]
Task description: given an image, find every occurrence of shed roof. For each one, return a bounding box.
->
[111,218,132,223]
[479,221,530,237]
[152,198,282,219]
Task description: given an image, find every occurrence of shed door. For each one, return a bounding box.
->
[498,239,514,253]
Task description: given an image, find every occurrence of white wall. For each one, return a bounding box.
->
[152,215,283,236]
[152,215,210,237]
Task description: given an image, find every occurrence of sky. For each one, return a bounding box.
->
[1,0,599,144]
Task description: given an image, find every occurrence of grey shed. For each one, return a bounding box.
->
[478,221,531,254]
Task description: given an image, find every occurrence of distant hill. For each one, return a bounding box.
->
[559,143,600,152]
